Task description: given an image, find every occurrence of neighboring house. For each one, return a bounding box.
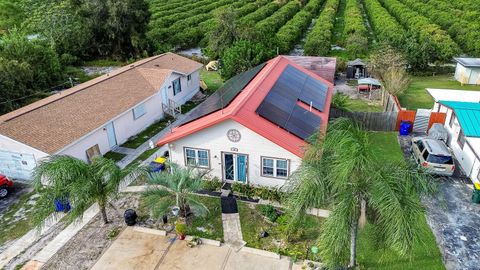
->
[454,57,480,85]
[428,88,480,113]
[0,53,202,180]
[157,56,335,188]
[437,100,480,186]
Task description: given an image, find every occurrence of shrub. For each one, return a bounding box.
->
[260,204,279,222]
[202,177,223,191]
[175,222,187,235]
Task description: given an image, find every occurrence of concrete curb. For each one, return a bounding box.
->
[132,226,167,236]
[240,246,281,260]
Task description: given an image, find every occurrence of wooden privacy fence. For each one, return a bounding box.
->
[329,108,398,131]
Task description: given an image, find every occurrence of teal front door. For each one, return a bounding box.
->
[223,153,247,183]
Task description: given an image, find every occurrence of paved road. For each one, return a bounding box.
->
[0,181,32,216]
[398,134,480,270]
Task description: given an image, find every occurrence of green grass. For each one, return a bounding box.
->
[367,132,403,162]
[64,66,101,84]
[103,151,126,162]
[238,203,324,261]
[200,69,223,95]
[398,75,480,110]
[121,116,173,149]
[185,196,223,241]
[360,132,444,269]
[0,191,37,246]
[347,98,383,112]
[357,220,444,270]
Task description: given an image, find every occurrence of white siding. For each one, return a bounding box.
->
[167,120,302,188]
[455,63,480,85]
[165,70,200,106]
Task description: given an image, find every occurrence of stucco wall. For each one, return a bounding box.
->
[58,70,200,162]
[167,119,302,188]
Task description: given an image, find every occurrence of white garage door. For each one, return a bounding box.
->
[0,150,37,181]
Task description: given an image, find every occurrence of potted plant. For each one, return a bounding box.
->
[175,222,186,240]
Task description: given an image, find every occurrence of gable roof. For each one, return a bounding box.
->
[0,53,202,154]
[439,100,480,137]
[157,56,334,157]
[454,57,480,68]
[347,58,366,66]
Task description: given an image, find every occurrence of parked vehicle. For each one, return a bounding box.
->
[0,174,14,198]
[411,137,455,176]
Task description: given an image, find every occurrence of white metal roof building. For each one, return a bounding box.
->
[454,58,480,85]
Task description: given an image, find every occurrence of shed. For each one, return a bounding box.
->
[454,57,480,85]
[346,58,367,79]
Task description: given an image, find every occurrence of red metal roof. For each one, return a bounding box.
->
[157,56,334,157]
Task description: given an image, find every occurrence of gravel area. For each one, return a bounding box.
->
[42,194,141,270]
[398,134,480,270]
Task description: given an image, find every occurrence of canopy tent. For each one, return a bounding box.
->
[358,78,381,86]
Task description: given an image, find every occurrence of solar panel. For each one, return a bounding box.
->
[285,105,322,140]
[299,77,329,111]
[178,63,266,126]
[256,64,328,140]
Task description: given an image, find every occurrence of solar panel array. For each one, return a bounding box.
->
[256,64,328,140]
[178,63,266,126]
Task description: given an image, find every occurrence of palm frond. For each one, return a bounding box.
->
[186,194,209,217]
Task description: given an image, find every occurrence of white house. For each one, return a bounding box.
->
[435,99,480,186]
[427,88,480,113]
[0,53,202,180]
[157,56,335,188]
[454,57,480,85]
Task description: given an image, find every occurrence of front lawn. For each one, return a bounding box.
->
[367,132,403,162]
[238,203,324,261]
[398,75,480,110]
[120,116,173,149]
[138,194,223,241]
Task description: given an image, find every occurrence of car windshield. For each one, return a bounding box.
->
[427,154,453,165]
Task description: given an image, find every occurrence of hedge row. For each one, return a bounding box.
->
[149,0,190,13]
[252,1,302,43]
[150,0,229,28]
[151,0,214,18]
[343,0,368,38]
[148,0,237,49]
[378,0,460,62]
[275,0,325,54]
[303,0,340,56]
[237,1,283,26]
[397,0,480,57]
[363,0,405,46]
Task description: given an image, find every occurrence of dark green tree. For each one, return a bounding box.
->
[204,7,238,59]
[220,40,274,79]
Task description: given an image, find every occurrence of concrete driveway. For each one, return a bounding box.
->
[398,135,480,270]
[92,227,300,270]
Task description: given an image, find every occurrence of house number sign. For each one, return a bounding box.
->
[227,129,241,142]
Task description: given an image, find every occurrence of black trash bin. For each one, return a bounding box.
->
[124,209,137,226]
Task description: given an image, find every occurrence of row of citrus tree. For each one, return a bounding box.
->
[275,0,325,54]
[303,0,340,56]
[377,0,460,62]
[396,0,480,57]
[342,0,369,57]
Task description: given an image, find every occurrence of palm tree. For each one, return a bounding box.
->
[285,118,434,268]
[142,164,209,222]
[32,155,146,225]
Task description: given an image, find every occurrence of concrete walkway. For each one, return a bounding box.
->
[91,227,300,270]
[222,214,245,250]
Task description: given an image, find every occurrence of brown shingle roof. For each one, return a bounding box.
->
[0,53,202,154]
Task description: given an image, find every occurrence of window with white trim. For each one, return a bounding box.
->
[133,103,146,119]
[185,148,209,168]
[172,78,181,96]
[449,112,456,128]
[261,157,289,178]
[187,74,191,81]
